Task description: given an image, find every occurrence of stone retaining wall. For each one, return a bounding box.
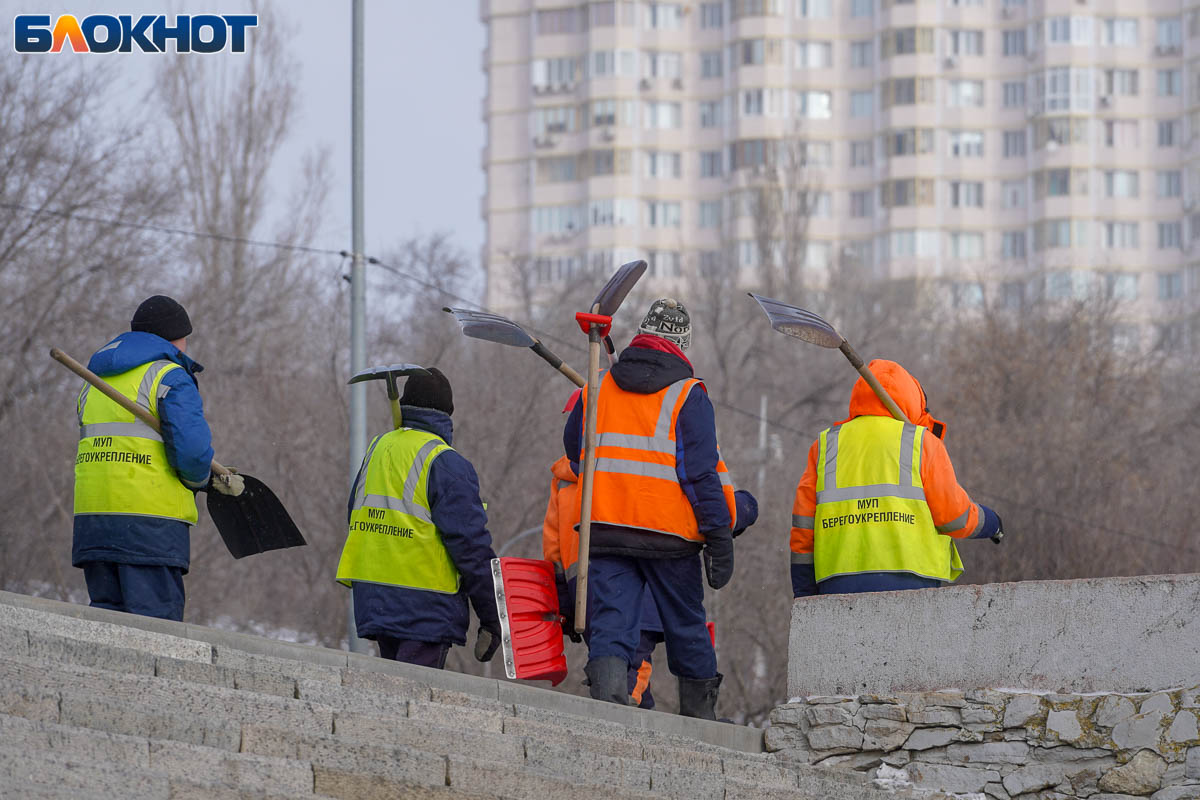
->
[765,687,1200,799]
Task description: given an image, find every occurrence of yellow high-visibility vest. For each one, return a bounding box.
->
[73,360,198,524]
[336,428,461,594]
[813,416,963,584]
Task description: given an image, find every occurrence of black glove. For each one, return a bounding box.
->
[555,569,583,643]
[702,527,734,590]
[731,490,759,538]
[474,621,501,662]
[991,511,1005,545]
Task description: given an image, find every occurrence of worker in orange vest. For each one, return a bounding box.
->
[563,298,754,719]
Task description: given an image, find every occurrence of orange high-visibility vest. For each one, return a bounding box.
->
[583,374,736,541]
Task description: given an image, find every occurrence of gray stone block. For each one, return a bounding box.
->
[523,738,652,792]
[1099,750,1168,795]
[1003,763,1069,796]
[447,754,643,800]
[641,741,724,772]
[407,699,506,732]
[648,762,726,800]
[1151,786,1200,800]
[904,727,959,751]
[500,716,644,760]
[1096,696,1138,728]
[0,745,171,798]
[211,646,343,684]
[946,741,1031,766]
[0,624,28,656]
[0,603,210,663]
[1004,694,1044,728]
[905,761,1001,793]
[429,687,513,714]
[148,738,314,795]
[298,678,415,716]
[155,656,237,690]
[59,696,241,750]
[0,685,60,724]
[313,748,447,799]
[333,711,523,763]
[721,754,797,787]
[1113,710,1167,751]
[1188,746,1200,779]
[0,712,149,768]
[1046,709,1084,743]
[27,630,157,676]
[1169,711,1200,744]
[340,668,433,700]
[723,779,806,800]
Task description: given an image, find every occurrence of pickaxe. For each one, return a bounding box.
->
[348,364,431,429]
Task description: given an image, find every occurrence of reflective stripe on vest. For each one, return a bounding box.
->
[586,374,736,542]
[813,416,963,584]
[73,360,198,524]
[336,428,461,594]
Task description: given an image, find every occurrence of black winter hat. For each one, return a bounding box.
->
[399,367,454,416]
[130,295,192,341]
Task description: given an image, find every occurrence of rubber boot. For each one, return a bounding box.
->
[585,657,630,705]
[678,673,723,720]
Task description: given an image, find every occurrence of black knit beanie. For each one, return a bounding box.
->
[130,295,192,341]
[399,367,454,416]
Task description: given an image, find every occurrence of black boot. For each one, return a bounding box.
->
[678,673,722,720]
[585,657,630,705]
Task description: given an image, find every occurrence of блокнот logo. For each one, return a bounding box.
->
[14,14,257,53]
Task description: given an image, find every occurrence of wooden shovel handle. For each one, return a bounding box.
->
[837,341,911,424]
[51,347,232,478]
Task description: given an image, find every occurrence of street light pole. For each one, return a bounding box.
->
[346,0,370,654]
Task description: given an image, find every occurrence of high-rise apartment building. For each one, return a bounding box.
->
[481,0,1200,352]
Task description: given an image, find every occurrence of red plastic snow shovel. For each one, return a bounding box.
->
[490,557,568,685]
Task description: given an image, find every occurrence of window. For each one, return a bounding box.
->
[1102,18,1139,46]
[1002,29,1026,56]
[645,201,681,228]
[1102,170,1139,198]
[850,190,873,218]
[1158,119,1181,147]
[734,39,766,66]
[644,102,682,129]
[880,179,934,207]
[646,251,682,278]
[1104,222,1140,249]
[1158,69,1182,97]
[1158,171,1182,198]
[533,204,585,235]
[796,91,832,119]
[882,128,935,157]
[881,27,934,58]
[1003,130,1026,157]
[644,3,683,29]
[588,2,616,27]
[531,57,577,88]
[851,0,873,17]
[1002,231,1027,259]
[588,198,636,226]
[850,140,873,166]
[949,130,984,157]
[1003,81,1026,108]
[741,89,764,117]
[881,229,939,259]
[1036,66,1093,112]
[536,8,581,35]
[797,0,831,19]
[699,100,723,128]
[948,80,984,108]
[698,200,722,229]
[1046,16,1092,46]
[732,0,784,18]
[850,91,874,118]
[729,139,772,170]
[700,51,723,79]
[1033,219,1079,250]
[1045,168,1071,197]
[1158,18,1183,48]
[1106,273,1138,300]
[850,40,873,67]
[1159,222,1183,249]
[950,233,984,260]
[1104,69,1139,97]
[795,41,833,68]
[537,156,577,183]
[643,51,683,79]
[948,30,984,57]
[1105,119,1139,148]
[533,106,577,136]
[950,181,984,208]
[699,151,723,178]
[1159,272,1184,299]
[1045,271,1091,300]
[881,78,932,107]
[700,2,723,28]
[643,151,681,179]
[1002,180,1025,209]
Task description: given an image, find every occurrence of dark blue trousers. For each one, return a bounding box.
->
[376,636,451,668]
[82,562,185,621]
[588,554,716,680]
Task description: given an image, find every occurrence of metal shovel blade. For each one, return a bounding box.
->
[747,293,845,349]
[442,307,536,348]
[206,474,307,559]
[592,260,648,317]
[347,364,431,385]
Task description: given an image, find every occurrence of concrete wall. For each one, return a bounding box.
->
[788,575,1200,698]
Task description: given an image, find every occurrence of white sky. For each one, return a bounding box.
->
[18,1,487,261]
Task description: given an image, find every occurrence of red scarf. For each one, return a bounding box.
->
[629,333,692,370]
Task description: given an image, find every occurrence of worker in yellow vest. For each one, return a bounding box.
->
[789,359,1002,597]
[73,295,243,621]
[336,368,501,669]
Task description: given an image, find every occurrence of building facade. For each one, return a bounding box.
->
[480,0,1200,351]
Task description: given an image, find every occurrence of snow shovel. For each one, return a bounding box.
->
[347,364,430,430]
[50,347,307,560]
[574,259,648,634]
[490,556,568,685]
[442,308,585,388]
[746,293,912,424]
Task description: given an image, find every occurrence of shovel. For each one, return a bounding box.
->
[51,347,306,559]
[573,259,648,633]
[443,308,585,388]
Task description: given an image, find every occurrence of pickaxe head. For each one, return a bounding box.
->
[348,364,430,397]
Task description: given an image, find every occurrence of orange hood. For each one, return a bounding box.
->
[842,359,945,438]
[550,454,578,485]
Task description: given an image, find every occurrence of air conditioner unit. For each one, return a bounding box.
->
[1099,95,1112,108]
[943,57,957,69]
[1001,7,1014,19]
[602,127,616,142]
[546,122,567,133]
[672,77,684,90]
[533,85,546,95]
[639,78,651,90]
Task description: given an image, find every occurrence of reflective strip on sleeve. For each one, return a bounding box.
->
[718,472,733,486]
[79,421,162,442]
[935,508,971,534]
[565,562,578,582]
[594,457,678,482]
[816,484,928,504]
[790,551,814,565]
[791,514,814,530]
